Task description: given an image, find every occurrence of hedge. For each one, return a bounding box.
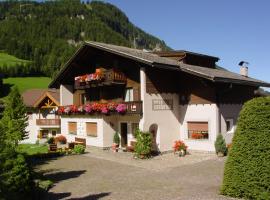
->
[221,97,270,199]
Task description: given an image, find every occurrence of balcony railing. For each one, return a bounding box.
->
[124,101,143,115]
[57,101,143,116]
[36,119,61,126]
[74,69,127,89]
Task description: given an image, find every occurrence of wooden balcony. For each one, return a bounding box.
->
[36,119,61,126]
[124,101,143,115]
[74,69,127,89]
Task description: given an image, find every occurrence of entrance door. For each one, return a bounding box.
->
[120,123,128,147]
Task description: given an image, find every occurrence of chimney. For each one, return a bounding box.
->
[238,61,249,77]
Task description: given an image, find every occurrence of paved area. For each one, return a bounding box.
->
[36,148,235,200]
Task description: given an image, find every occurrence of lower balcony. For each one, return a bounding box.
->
[36,119,61,126]
[57,101,142,116]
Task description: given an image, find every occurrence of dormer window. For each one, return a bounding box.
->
[125,88,133,102]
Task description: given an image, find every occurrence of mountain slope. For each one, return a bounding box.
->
[0,0,169,77]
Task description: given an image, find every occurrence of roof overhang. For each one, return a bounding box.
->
[49,41,270,88]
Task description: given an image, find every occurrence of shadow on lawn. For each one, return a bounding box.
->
[43,192,111,200]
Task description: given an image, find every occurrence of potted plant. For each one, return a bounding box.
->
[112,132,120,152]
[215,134,227,157]
[173,140,188,157]
[134,130,152,159]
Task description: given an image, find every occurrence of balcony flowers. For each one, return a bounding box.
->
[107,102,117,111]
[173,140,188,157]
[101,106,109,115]
[58,102,129,116]
[116,103,127,114]
[84,104,92,113]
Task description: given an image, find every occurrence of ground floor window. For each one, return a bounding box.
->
[187,122,209,139]
[86,122,97,137]
[40,130,49,138]
[226,118,234,133]
[68,122,77,135]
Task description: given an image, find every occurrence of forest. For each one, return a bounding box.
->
[0,0,169,78]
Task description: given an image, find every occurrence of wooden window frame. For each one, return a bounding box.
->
[68,122,77,135]
[187,121,209,140]
[86,122,98,137]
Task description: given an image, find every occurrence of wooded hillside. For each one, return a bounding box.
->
[0,0,169,77]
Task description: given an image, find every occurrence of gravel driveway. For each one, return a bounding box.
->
[36,148,235,200]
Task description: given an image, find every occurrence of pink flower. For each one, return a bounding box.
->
[84,104,92,113]
[116,103,127,114]
[101,106,109,114]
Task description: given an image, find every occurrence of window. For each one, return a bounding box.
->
[125,88,133,102]
[131,123,139,137]
[68,122,77,135]
[187,122,209,139]
[226,119,234,133]
[86,122,97,137]
[40,130,49,138]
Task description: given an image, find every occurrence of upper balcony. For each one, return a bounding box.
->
[74,68,127,90]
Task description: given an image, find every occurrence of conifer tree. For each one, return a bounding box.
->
[1,86,28,147]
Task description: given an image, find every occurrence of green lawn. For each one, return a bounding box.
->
[17,144,48,156]
[0,52,31,67]
[3,77,51,93]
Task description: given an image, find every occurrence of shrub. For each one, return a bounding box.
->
[47,137,54,144]
[73,144,85,154]
[0,153,32,199]
[55,135,66,144]
[214,134,227,155]
[113,132,120,145]
[221,97,270,199]
[134,130,152,157]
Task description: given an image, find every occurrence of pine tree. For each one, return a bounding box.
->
[1,86,28,147]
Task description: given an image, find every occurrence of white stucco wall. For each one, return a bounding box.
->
[219,104,242,144]
[61,116,104,147]
[179,104,219,152]
[60,84,73,106]
[139,68,180,152]
[22,111,60,144]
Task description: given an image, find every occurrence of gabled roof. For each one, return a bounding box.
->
[22,89,60,108]
[49,41,270,88]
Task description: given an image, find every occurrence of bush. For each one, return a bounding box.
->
[214,134,227,155]
[221,97,270,199]
[0,153,32,199]
[73,145,85,154]
[134,130,152,157]
[55,135,66,144]
[47,137,54,144]
[113,132,120,145]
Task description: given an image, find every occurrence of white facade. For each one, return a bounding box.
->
[23,111,60,144]
[56,68,243,152]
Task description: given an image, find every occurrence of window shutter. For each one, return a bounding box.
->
[68,122,77,135]
[187,122,208,131]
[86,122,97,137]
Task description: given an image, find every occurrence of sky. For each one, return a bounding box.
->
[101,0,270,88]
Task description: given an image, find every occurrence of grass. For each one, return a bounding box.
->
[17,144,48,156]
[0,52,31,67]
[3,77,51,94]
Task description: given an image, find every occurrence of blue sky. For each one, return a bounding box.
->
[102,0,270,88]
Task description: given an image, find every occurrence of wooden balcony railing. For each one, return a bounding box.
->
[124,101,143,115]
[36,119,61,126]
[74,69,127,89]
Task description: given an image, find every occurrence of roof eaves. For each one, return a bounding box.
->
[85,42,154,65]
[213,77,270,87]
